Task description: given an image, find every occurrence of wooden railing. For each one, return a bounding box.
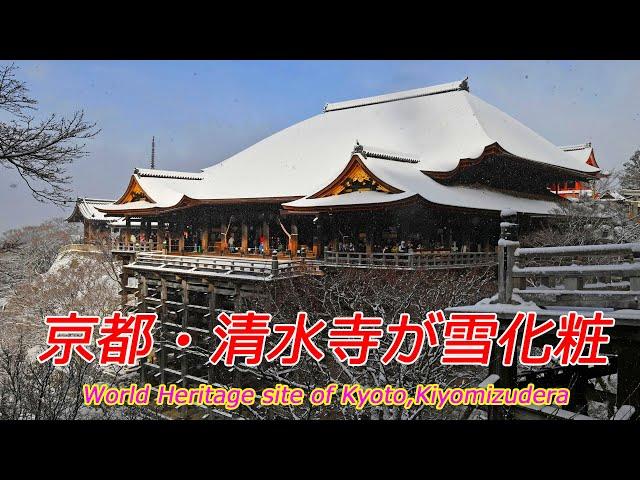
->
[323,250,497,269]
[509,242,640,309]
[111,241,161,253]
[131,252,309,279]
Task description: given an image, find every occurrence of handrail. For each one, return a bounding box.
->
[515,242,640,258]
[322,250,497,268]
[131,252,308,278]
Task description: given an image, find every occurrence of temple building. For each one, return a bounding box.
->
[549,143,600,199]
[98,79,601,258]
[66,198,118,243]
[67,197,157,244]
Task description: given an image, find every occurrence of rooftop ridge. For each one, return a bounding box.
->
[560,142,592,152]
[135,168,204,180]
[77,197,115,204]
[324,78,469,113]
[353,142,421,164]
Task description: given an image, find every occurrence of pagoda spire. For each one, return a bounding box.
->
[150,136,156,169]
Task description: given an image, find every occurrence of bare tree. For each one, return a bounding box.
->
[0,63,99,205]
[209,267,497,420]
[521,197,640,248]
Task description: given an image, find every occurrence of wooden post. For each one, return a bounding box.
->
[145,220,151,247]
[139,274,148,313]
[313,215,324,258]
[181,278,189,386]
[207,282,217,385]
[158,225,165,253]
[125,217,131,247]
[178,219,185,255]
[120,269,130,307]
[262,220,270,255]
[498,211,519,303]
[138,274,148,383]
[220,220,228,252]
[271,251,279,276]
[201,228,209,254]
[241,222,249,254]
[487,338,517,420]
[289,222,298,255]
[159,277,168,385]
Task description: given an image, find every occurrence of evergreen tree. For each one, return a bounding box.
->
[621,149,640,189]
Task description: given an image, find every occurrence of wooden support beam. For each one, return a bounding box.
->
[207,282,217,385]
[241,222,248,254]
[139,274,148,313]
[181,278,189,386]
[487,343,517,420]
[125,217,131,246]
[201,228,209,253]
[178,220,185,254]
[159,277,168,385]
[262,220,270,255]
[220,220,228,252]
[290,222,298,256]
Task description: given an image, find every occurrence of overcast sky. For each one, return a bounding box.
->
[1,60,639,233]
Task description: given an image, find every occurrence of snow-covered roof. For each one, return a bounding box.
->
[66,198,116,222]
[99,78,600,216]
[560,143,594,165]
[599,190,626,201]
[283,153,561,215]
[134,168,204,180]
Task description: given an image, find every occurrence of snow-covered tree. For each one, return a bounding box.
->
[221,267,496,420]
[521,196,640,247]
[620,149,640,190]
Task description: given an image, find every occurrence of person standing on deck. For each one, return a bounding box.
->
[259,234,265,254]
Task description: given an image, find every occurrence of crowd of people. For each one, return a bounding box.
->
[337,240,421,254]
[337,239,469,254]
[121,230,473,255]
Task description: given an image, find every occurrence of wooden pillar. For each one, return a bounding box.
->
[120,269,129,307]
[488,339,517,420]
[233,286,242,312]
[201,229,209,253]
[289,222,298,255]
[207,282,217,385]
[313,215,325,258]
[178,219,185,255]
[138,274,148,383]
[241,222,249,254]
[365,222,374,257]
[139,274,148,313]
[125,217,131,246]
[262,220,270,255]
[220,220,228,252]
[313,224,320,258]
[180,278,189,386]
[159,277,168,384]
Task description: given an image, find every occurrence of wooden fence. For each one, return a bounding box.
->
[323,250,497,269]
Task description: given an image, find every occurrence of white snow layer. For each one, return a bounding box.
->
[98,80,599,215]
